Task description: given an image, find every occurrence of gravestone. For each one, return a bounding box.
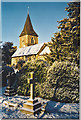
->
[4,72,16,96]
[20,72,41,115]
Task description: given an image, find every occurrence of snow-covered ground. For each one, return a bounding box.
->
[0,87,79,119]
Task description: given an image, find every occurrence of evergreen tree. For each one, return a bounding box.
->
[45,2,80,66]
[2,42,17,64]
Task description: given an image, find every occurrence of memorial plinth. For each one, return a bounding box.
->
[20,72,41,115]
[4,72,16,96]
[4,86,16,96]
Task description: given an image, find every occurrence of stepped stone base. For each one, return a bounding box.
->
[4,86,16,96]
[3,101,18,108]
[20,98,41,115]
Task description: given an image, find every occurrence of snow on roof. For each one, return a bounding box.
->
[12,43,44,57]
[39,46,50,55]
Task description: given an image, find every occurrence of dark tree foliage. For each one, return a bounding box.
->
[2,65,14,87]
[45,2,80,66]
[2,42,16,64]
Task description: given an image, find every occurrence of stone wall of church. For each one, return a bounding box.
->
[19,35,38,48]
[11,55,35,66]
[11,54,44,67]
[19,35,28,48]
[11,56,25,66]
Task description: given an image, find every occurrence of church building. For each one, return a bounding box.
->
[11,12,50,66]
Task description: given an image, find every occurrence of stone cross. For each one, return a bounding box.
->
[28,72,35,100]
[7,72,12,87]
[20,72,41,114]
[7,72,15,87]
[4,71,16,96]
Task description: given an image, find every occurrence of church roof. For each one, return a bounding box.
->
[19,13,38,37]
[39,46,50,55]
[12,43,44,57]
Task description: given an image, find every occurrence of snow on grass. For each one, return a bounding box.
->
[0,94,79,119]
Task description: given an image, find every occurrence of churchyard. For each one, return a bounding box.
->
[0,70,79,119]
[1,1,80,119]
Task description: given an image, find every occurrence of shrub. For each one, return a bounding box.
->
[36,61,79,103]
[17,60,79,103]
[17,59,48,96]
[16,59,25,70]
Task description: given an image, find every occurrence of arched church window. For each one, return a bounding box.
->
[31,37,34,44]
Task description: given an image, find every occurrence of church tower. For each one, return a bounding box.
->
[19,13,38,48]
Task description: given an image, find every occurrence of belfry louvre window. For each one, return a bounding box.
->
[31,37,34,44]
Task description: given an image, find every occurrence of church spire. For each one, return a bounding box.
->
[19,11,38,37]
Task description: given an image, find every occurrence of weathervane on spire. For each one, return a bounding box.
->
[28,6,29,14]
